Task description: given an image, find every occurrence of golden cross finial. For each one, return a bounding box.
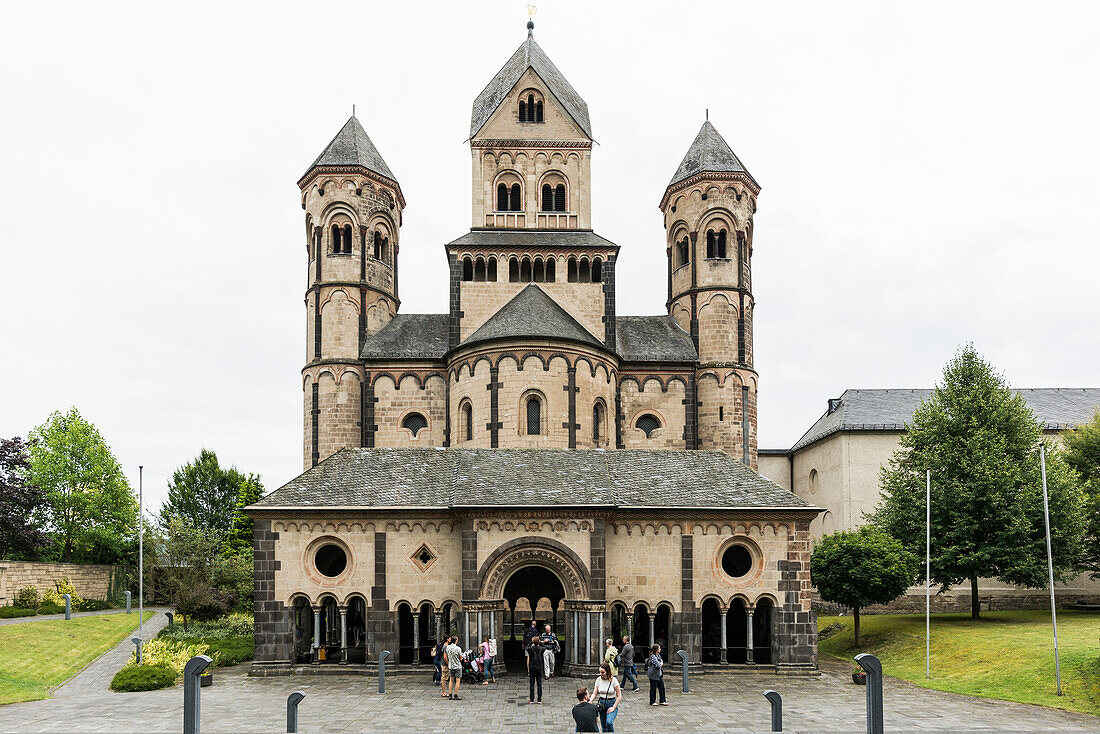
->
[527,4,537,19]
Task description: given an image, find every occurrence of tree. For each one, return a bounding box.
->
[159,517,229,625]
[811,527,918,646]
[225,474,264,555]
[0,437,49,559]
[28,409,137,563]
[1062,410,1100,578]
[160,450,257,536]
[873,346,1086,618]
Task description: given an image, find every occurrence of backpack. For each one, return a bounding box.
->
[487,637,497,657]
[614,652,622,667]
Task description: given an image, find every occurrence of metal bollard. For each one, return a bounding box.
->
[132,637,143,665]
[166,611,175,627]
[378,650,391,693]
[854,653,883,734]
[763,690,782,731]
[183,655,213,734]
[125,590,132,613]
[676,649,689,693]
[286,691,305,733]
[63,594,71,620]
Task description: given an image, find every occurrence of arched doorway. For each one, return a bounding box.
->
[396,603,414,664]
[292,597,312,664]
[417,602,434,664]
[318,596,340,663]
[727,598,748,663]
[753,598,774,664]
[654,604,672,650]
[631,604,650,665]
[347,596,367,663]
[609,603,630,649]
[701,598,722,663]
[502,565,566,671]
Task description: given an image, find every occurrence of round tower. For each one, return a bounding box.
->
[298,115,405,468]
[660,121,760,467]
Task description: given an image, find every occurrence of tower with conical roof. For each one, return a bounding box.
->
[660,121,761,466]
[298,115,405,468]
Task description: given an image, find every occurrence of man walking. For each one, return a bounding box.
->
[540,623,559,679]
[620,635,638,691]
[444,635,464,700]
[523,619,539,672]
[525,634,545,704]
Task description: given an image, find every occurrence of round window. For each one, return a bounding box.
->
[721,544,753,578]
[315,544,348,577]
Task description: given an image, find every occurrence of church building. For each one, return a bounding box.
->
[248,21,822,676]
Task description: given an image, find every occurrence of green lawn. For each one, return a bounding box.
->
[818,610,1100,716]
[0,611,155,705]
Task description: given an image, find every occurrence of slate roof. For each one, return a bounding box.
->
[469,31,592,140]
[250,448,816,510]
[616,316,697,363]
[668,121,756,190]
[790,388,1100,452]
[446,229,618,250]
[461,285,604,350]
[360,314,450,360]
[303,116,396,182]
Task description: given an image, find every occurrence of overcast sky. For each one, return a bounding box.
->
[2,1,1098,514]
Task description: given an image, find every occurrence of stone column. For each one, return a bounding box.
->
[412,611,420,664]
[572,611,579,665]
[597,611,605,660]
[746,609,755,665]
[648,612,655,649]
[720,607,728,663]
[585,611,592,665]
[311,606,321,665]
[435,611,444,642]
[489,611,496,642]
[339,606,348,665]
[477,611,483,647]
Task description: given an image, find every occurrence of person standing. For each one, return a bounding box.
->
[444,636,464,700]
[602,638,619,680]
[620,635,638,692]
[589,662,623,731]
[525,635,544,704]
[523,619,540,672]
[540,623,560,679]
[431,638,444,688]
[646,644,667,706]
[572,686,600,732]
[479,634,496,684]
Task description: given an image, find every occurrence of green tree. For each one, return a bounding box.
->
[1062,410,1100,577]
[873,346,1086,618]
[28,409,137,563]
[159,517,227,625]
[225,474,264,555]
[0,436,49,559]
[160,450,257,536]
[810,527,918,647]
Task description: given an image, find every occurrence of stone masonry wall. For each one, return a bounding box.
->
[0,561,116,606]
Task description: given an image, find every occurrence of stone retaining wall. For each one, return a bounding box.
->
[0,561,117,606]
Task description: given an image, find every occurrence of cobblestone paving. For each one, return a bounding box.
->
[3,656,1097,732]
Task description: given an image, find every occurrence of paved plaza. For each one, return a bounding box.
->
[3,629,1098,734]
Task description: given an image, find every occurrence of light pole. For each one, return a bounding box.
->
[1038,443,1062,696]
[925,468,931,679]
[139,465,144,661]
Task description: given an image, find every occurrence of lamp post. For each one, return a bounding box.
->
[139,466,144,659]
[1038,443,1062,696]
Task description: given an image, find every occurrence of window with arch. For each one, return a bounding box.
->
[636,414,661,438]
[675,236,690,268]
[541,182,567,212]
[509,257,520,282]
[525,395,543,436]
[474,257,487,282]
[460,401,473,442]
[373,231,390,263]
[496,181,523,212]
[808,469,818,493]
[706,229,728,259]
[593,401,605,444]
[331,223,353,255]
[518,90,544,123]
[402,412,428,437]
[461,256,474,281]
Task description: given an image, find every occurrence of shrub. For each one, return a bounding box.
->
[221,612,254,636]
[0,606,37,619]
[42,577,83,610]
[174,583,229,623]
[201,636,254,666]
[157,613,253,642]
[13,586,40,611]
[39,601,64,615]
[133,638,209,676]
[110,662,176,692]
[77,598,113,612]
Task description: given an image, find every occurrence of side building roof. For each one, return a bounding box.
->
[249,448,817,511]
[616,316,697,363]
[790,387,1100,452]
[360,314,450,360]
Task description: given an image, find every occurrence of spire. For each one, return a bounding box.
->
[301,115,397,184]
[666,121,758,191]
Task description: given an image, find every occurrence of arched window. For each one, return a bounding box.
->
[528,94,535,118]
[541,184,553,212]
[592,258,603,283]
[487,257,498,282]
[535,100,543,122]
[331,224,341,253]
[461,402,473,442]
[706,230,716,259]
[554,184,566,212]
[636,414,661,438]
[402,412,428,437]
[374,231,383,260]
[518,99,527,122]
[567,257,578,283]
[497,183,508,211]
[520,258,532,282]
[509,183,521,212]
[461,257,473,281]
[526,396,542,435]
[578,259,590,282]
[593,402,605,443]
[342,225,353,254]
[381,236,389,264]
[717,229,728,258]
[676,237,690,268]
[509,257,520,282]
[533,258,544,283]
[545,258,556,282]
[474,257,486,282]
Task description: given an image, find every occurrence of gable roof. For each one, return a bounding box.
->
[249,448,817,511]
[790,387,1100,452]
[360,314,450,360]
[616,316,697,363]
[667,121,756,190]
[302,115,397,183]
[470,31,592,140]
[461,284,604,350]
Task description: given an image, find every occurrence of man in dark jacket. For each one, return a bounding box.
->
[522,620,539,671]
[525,637,544,703]
[572,686,599,731]
[620,635,638,691]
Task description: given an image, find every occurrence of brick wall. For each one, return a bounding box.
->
[0,561,116,606]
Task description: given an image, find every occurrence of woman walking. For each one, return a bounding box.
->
[479,634,496,684]
[589,662,622,731]
[646,644,667,706]
[601,638,619,680]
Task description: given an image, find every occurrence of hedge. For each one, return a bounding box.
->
[110,662,176,692]
[0,606,37,619]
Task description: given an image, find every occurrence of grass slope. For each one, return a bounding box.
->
[0,611,155,705]
[818,610,1100,716]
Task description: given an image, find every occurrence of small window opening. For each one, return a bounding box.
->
[636,414,661,438]
[462,403,473,442]
[719,406,724,422]
[721,544,753,578]
[554,184,566,212]
[462,257,473,281]
[567,257,578,282]
[526,397,542,435]
[510,183,521,212]
[402,412,428,437]
[535,100,543,122]
[509,258,520,282]
[518,100,527,122]
[592,258,602,283]
[497,183,508,211]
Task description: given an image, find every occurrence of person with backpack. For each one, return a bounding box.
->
[602,638,619,679]
[523,619,540,672]
[620,635,638,691]
[540,623,560,679]
[524,634,544,704]
[479,634,496,684]
[646,644,667,706]
[431,638,444,687]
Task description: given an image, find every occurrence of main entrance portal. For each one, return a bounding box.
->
[501,565,566,671]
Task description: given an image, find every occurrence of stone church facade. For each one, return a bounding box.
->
[248,22,822,676]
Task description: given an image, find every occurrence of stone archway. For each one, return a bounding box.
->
[477,537,590,601]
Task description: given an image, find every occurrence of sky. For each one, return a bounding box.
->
[1,1,1098,515]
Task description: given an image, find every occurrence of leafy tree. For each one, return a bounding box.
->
[1062,410,1100,577]
[225,475,264,555]
[159,517,228,625]
[28,409,137,563]
[0,437,49,559]
[811,527,918,646]
[160,450,258,538]
[873,346,1086,618]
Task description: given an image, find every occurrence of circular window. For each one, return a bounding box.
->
[315,544,348,577]
[721,544,753,578]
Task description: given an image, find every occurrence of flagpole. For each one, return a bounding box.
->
[925,468,931,679]
[139,465,144,660]
[1039,444,1061,696]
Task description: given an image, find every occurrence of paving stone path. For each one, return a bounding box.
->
[3,654,1097,732]
[0,607,139,626]
[52,609,169,697]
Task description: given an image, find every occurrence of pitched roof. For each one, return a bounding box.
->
[790,387,1100,452]
[303,116,396,182]
[360,314,450,360]
[461,284,603,350]
[667,121,756,190]
[250,448,816,510]
[446,229,617,250]
[469,31,592,140]
[616,316,697,363]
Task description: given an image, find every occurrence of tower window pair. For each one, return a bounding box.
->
[540,184,567,212]
[373,231,390,263]
[675,237,690,268]
[331,224,353,254]
[706,229,728,259]
[518,93,544,123]
[497,183,522,212]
